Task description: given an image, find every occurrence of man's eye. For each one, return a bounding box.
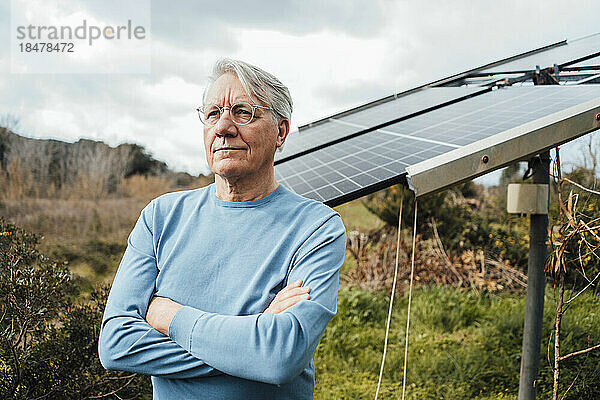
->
[206,110,220,118]
[233,107,252,116]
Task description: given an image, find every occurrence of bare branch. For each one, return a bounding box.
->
[565,271,600,304]
[547,330,555,371]
[558,343,600,362]
[559,371,580,400]
[86,375,137,399]
[562,178,600,195]
[430,218,464,286]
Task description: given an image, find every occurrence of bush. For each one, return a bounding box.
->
[362,183,529,267]
[0,218,151,399]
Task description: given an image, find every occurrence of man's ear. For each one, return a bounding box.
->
[276,118,290,148]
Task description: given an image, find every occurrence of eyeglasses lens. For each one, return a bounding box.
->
[231,103,254,125]
[200,102,255,126]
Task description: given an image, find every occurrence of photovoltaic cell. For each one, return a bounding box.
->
[275,86,486,162]
[277,121,356,160]
[275,85,600,206]
[381,85,600,146]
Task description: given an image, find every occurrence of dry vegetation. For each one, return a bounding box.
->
[0,158,213,287]
[342,183,531,295]
[344,225,527,294]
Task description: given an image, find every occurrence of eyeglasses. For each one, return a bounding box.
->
[197,102,272,126]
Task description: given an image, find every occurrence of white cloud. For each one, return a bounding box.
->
[229,28,390,127]
[2,0,599,182]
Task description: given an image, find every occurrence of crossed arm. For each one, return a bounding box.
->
[98,201,346,385]
[146,279,311,336]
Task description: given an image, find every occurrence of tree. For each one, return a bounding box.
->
[547,148,600,400]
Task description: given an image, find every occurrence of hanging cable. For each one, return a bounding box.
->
[374,190,404,400]
[401,200,418,400]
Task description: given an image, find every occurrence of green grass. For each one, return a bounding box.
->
[334,198,383,232]
[314,286,600,400]
[49,238,126,290]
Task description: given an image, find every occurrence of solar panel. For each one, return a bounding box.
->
[275,87,487,162]
[275,85,600,205]
[482,33,600,73]
[381,85,600,145]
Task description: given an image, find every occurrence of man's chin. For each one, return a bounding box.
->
[212,162,250,179]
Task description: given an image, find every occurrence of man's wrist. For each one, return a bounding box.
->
[169,306,206,352]
[146,296,184,335]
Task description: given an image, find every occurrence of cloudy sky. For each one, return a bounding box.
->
[2,0,600,179]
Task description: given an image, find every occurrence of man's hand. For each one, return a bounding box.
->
[146,296,183,335]
[264,279,310,314]
[146,280,309,334]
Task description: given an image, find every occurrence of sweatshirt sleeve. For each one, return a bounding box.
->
[98,200,220,379]
[168,212,346,385]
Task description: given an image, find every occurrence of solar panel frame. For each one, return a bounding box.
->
[564,55,600,69]
[406,95,600,196]
[291,39,568,134]
[272,34,600,206]
[481,33,600,73]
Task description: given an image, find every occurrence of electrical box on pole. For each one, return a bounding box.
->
[507,184,549,214]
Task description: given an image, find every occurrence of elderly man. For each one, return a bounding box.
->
[98,59,346,399]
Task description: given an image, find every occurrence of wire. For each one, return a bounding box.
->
[401,200,418,400]
[374,193,419,400]
[374,190,404,400]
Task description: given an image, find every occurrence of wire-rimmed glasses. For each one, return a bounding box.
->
[197,102,272,126]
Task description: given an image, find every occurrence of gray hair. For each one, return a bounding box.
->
[204,58,293,123]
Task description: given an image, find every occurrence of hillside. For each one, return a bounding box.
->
[0,128,213,286]
[0,128,212,196]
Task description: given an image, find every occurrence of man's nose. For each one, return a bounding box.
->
[213,109,238,138]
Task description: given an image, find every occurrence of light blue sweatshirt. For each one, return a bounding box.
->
[98,183,346,399]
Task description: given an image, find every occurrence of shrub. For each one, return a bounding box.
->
[362,183,529,267]
[0,218,151,399]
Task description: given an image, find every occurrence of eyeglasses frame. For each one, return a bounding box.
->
[196,102,273,126]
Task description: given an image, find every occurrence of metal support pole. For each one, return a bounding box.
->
[518,151,550,400]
